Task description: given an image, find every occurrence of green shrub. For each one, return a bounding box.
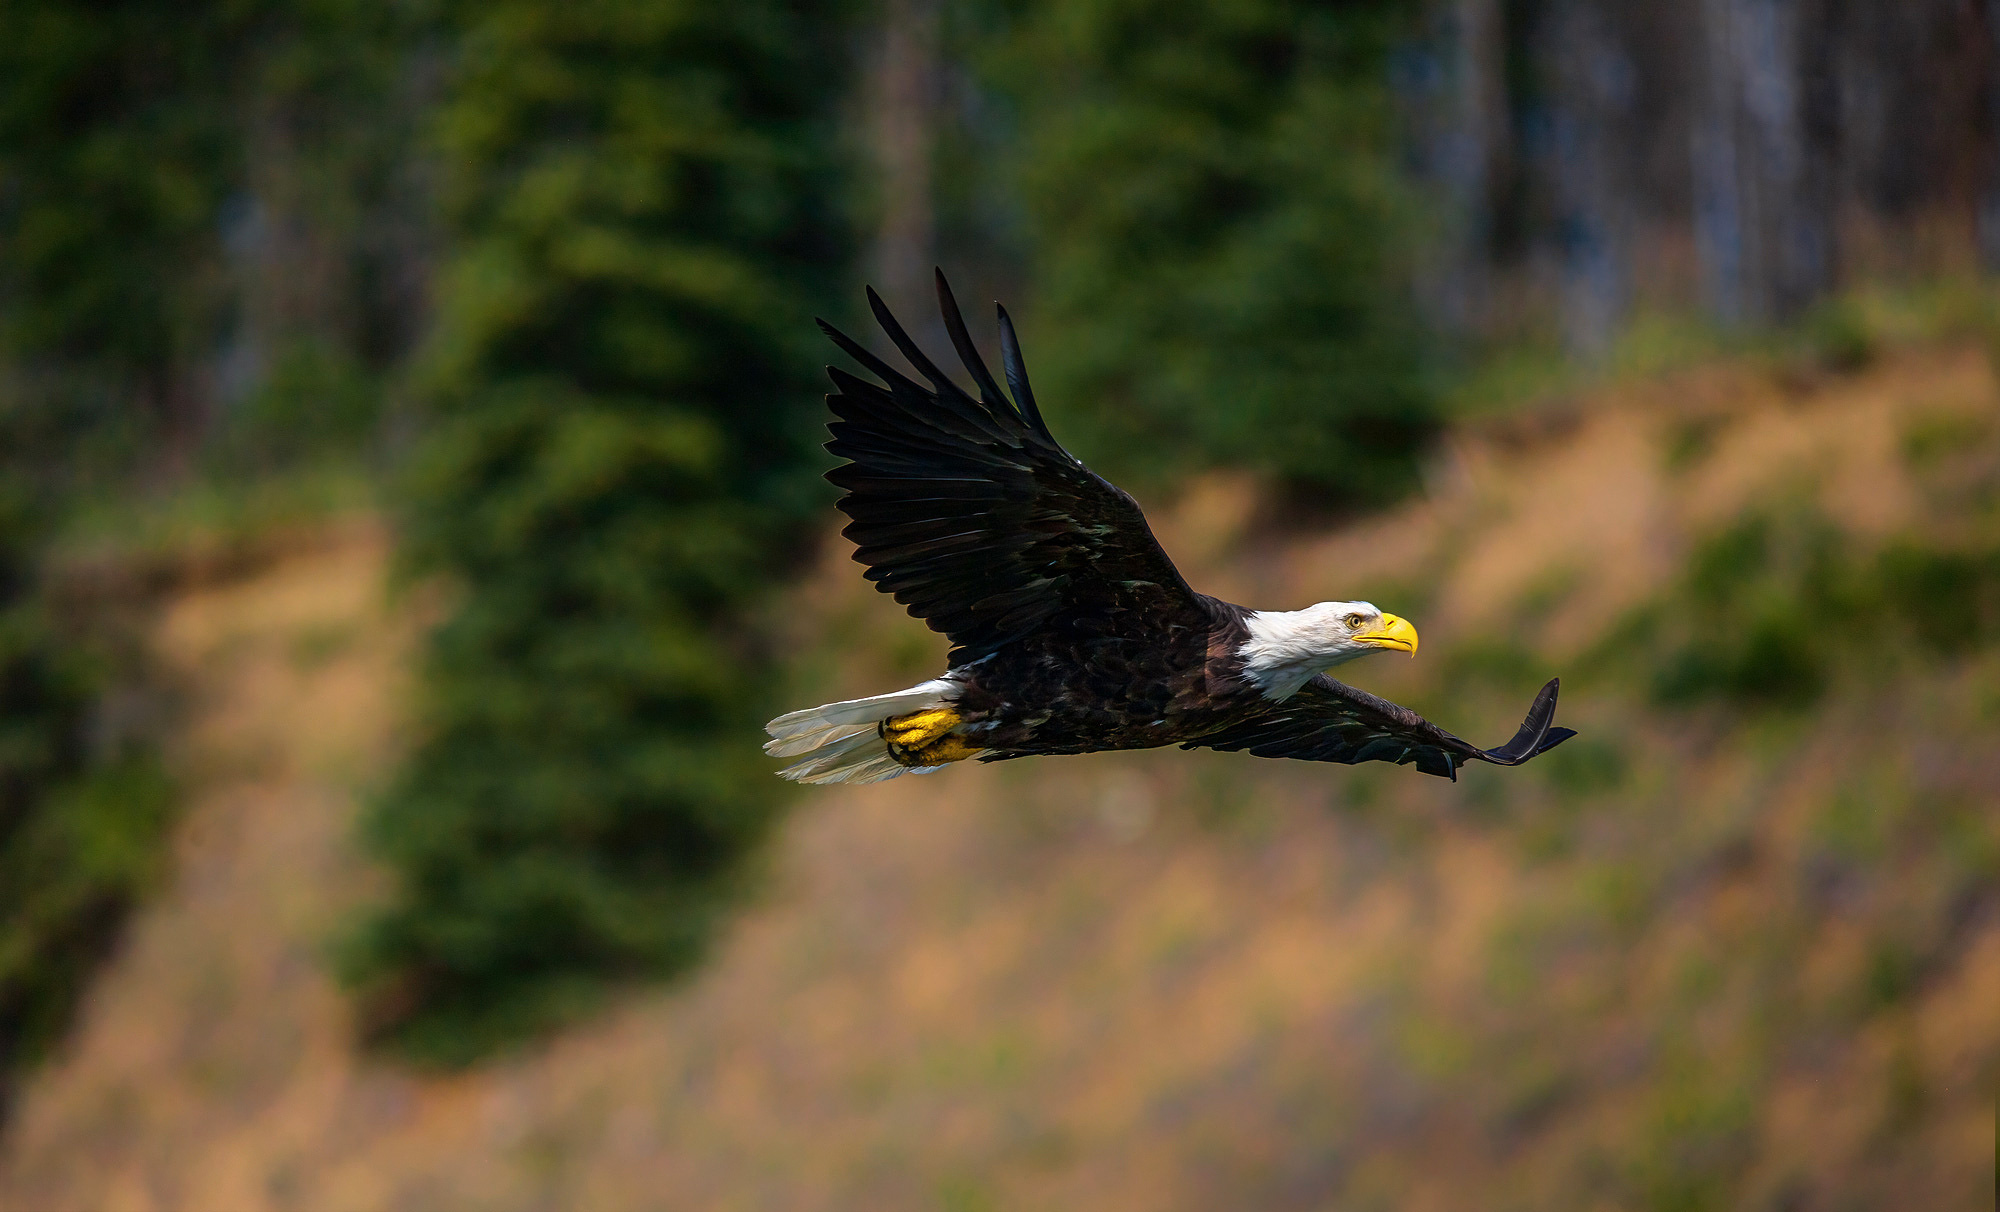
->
[0,753,175,1080]
[0,490,175,1093]
[1648,514,1848,709]
[1796,297,1878,374]
[1632,504,2000,711]
[1876,541,2000,656]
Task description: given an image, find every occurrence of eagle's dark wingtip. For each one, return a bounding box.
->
[994,302,1062,448]
[933,268,1016,419]
[1535,727,1579,755]
[817,314,919,396]
[865,281,973,405]
[1479,677,1568,766]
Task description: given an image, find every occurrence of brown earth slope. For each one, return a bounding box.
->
[0,348,1995,1211]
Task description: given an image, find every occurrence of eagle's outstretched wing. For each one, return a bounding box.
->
[1186,676,1576,780]
[822,272,1202,666]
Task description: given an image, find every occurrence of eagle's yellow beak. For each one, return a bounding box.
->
[1356,612,1419,655]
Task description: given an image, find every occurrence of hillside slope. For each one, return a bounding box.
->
[0,348,1994,1211]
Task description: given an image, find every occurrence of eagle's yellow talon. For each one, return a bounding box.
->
[881,707,979,767]
[882,706,958,746]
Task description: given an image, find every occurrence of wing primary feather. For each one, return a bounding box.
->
[995,304,1060,448]
[1480,678,1562,765]
[933,270,1015,417]
[824,372,1004,445]
[816,319,925,398]
[867,287,979,408]
[812,283,1201,663]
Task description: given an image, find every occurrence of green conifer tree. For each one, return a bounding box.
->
[0,0,252,474]
[344,0,848,1063]
[0,0,255,1102]
[988,0,1435,502]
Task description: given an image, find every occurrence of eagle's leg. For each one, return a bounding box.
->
[881,707,981,768]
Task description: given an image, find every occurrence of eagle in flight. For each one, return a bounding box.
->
[766,273,1575,785]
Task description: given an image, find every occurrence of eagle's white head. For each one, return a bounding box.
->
[1239,600,1420,700]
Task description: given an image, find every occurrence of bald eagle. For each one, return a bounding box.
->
[766,273,1575,785]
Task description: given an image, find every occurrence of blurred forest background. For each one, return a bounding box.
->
[0,0,1997,1207]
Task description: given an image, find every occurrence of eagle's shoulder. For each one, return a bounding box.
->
[1197,595,1259,695]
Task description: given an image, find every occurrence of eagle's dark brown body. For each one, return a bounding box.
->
[947,594,1255,757]
[767,273,1574,785]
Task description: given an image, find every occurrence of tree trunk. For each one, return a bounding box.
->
[867,0,942,332]
[1692,0,1833,325]
[1545,0,1635,354]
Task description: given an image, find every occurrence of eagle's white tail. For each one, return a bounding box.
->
[764,678,956,784]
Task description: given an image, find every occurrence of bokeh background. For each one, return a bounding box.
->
[0,1,1996,1208]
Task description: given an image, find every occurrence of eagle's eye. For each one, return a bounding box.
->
[1344,613,1367,630]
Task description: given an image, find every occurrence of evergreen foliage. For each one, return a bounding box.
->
[1601,503,2000,713]
[986,0,1437,500]
[342,0,849,1064]
[0,0,431,488]
[0,0,419,1100]
[0,0,248,479]
[0,0,236,1103]
[0,593,173,1094]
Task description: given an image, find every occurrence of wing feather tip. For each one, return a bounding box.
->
[1477,676,1570,766]
[1535,727,1579,755]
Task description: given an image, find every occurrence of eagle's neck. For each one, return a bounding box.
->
[1238,607,1355,700]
